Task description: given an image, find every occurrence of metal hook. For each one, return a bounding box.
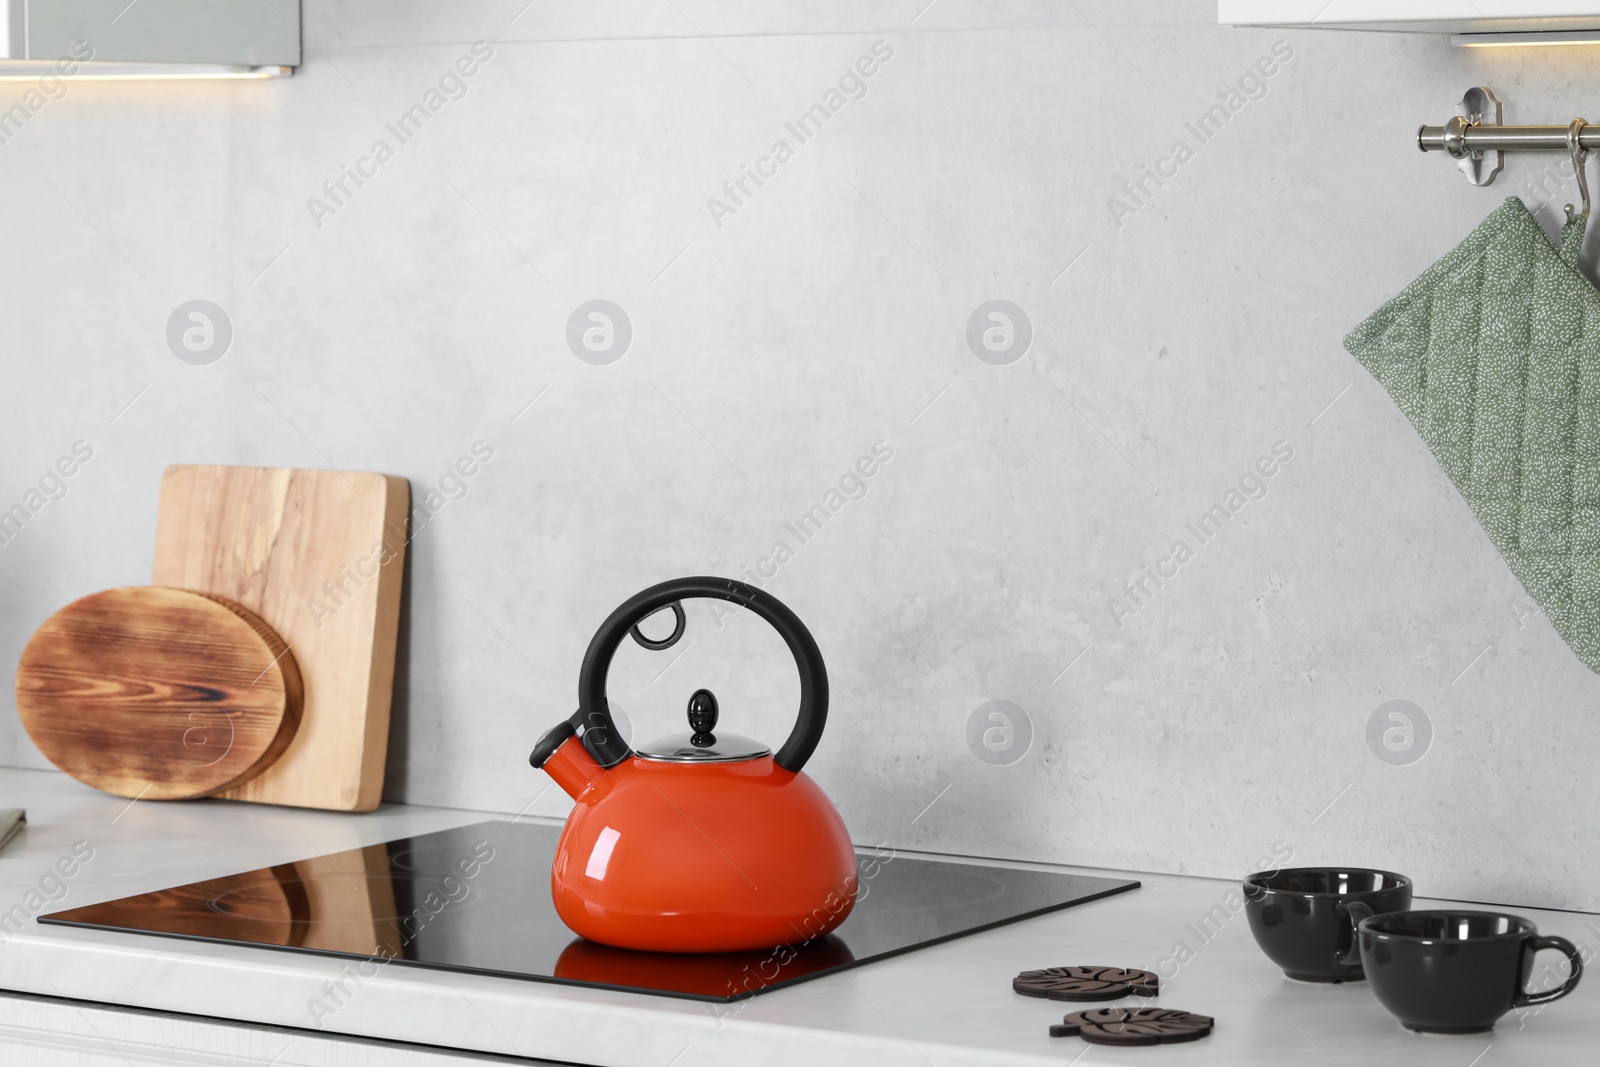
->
[1566,118,1591,223]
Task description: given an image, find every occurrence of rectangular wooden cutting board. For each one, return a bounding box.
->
[152,465,410,812]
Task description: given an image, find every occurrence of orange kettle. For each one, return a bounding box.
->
[529,577,858,953]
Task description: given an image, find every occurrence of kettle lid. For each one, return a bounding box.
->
[634,689,771,764]
[634,732,771,763]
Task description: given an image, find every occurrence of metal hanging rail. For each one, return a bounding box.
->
[1419,123,1600,152]
[1414,87,1600,188]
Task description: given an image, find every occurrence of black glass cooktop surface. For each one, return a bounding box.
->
[39,820,1138,1002]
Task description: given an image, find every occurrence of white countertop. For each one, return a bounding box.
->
[0,766,1594,1066]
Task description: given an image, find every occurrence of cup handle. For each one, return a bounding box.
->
[1333,900,1375,966]
[1513,935,1584,1008]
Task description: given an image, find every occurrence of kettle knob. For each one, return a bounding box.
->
[687,689,718,747]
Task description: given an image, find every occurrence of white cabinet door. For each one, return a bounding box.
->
[0,993,569,1067]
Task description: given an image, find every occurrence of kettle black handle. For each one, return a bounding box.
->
[576,576,828,773]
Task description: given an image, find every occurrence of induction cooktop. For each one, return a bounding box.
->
[39,820,1139,1002]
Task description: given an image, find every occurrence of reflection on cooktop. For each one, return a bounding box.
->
[40,821,1139,1002]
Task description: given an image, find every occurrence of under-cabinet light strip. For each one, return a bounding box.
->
[1452,31,1600,48]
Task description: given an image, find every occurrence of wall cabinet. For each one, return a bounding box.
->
[1219,1,1600,34]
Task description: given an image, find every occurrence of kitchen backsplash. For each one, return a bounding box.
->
[3,0,1598,911]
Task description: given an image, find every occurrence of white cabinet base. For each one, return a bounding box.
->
[0,992,563,1067]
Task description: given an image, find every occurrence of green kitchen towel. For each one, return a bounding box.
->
[1345,196,1600,673]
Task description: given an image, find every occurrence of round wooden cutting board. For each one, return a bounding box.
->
[16,586,303,800]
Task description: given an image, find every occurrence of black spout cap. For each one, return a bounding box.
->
[529,707,632,770]
[529,716,577,768]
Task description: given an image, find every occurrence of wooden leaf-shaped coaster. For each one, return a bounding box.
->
[1049,1007,1214,1046]
[1013,966,1159,1001]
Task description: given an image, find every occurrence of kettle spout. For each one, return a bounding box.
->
[541,735,607,799]
[529,718,608,800]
